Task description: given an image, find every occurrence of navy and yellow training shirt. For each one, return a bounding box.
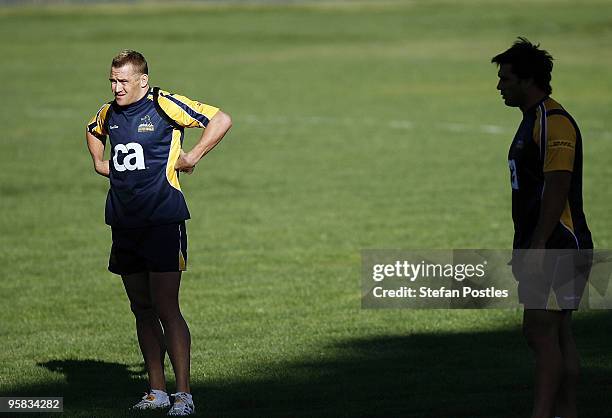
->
[87,87,219,228]
[507,97,592,249]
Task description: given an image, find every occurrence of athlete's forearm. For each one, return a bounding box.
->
[530,170,572,248]
[86,130,110,177]
[186,111,232,165]
[95,160,110,177]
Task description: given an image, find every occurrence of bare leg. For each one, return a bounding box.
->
[523,309,564,418]
[149,272,191,393]
[122,273,167,391]
[554,311,579,418]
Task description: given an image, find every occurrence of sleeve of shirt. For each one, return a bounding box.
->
[157,90,219,128]
[543,114,576,172]
[86,103,111,138]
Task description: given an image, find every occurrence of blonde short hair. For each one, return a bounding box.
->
[111,50,148,75]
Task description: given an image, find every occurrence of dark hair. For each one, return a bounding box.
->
[111,50,148,75]
[491,37,553,94]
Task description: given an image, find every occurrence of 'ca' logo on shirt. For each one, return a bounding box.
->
[138,115,155,133]
[113,143,146,172]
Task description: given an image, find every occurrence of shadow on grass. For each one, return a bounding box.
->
[2,312,611,418]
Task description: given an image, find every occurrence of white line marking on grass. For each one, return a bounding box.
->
[441,123,468,132]
[388,120,414,130]
[480,124,506,134]
[243,113,612,144]
[243,114,510,135]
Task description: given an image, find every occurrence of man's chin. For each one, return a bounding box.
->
[503,97,519,107]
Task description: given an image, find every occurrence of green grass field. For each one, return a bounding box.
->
[1,1,611,416]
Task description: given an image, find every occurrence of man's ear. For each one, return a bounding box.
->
[140,74,149,88]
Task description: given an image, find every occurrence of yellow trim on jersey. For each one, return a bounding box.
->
[543,97,563,112]
[166,129,183,191]
[157,89,219,129]
[533,106,543,147]
[531,100,576,172]
[560,200,575,233]
[179,250,186,271]
[543,114,576,173]
[533,98,564,147]
[87,103,111,137]
[532,97,577,239]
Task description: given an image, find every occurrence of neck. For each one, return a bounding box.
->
[135,85,150,102]
[520,90,547,112]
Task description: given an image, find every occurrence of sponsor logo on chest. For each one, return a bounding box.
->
[113,142,146,172]
[138,115,155,133]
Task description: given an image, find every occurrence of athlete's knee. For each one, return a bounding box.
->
[151,294,181,319]
[154,304,183,325]
[130,301,156,321]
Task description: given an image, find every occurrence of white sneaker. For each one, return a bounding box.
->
[167,392,195,416]
[132,389,171,410]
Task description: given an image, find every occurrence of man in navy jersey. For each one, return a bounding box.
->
[492,38,592,418]
[86,50,232,416]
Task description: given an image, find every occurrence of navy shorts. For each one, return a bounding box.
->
[512,225,592,310]
[108,222,187,275]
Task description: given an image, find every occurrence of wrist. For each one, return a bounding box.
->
[186,151,201,166]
